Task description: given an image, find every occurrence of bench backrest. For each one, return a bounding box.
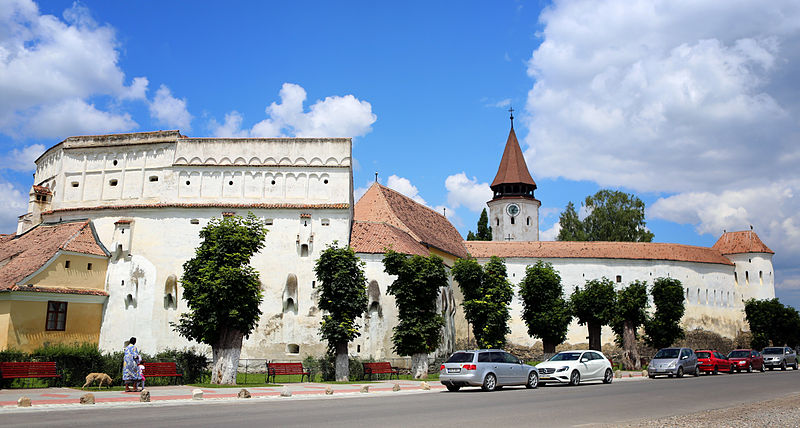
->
[268,362,306,374]
[0,362,58,378]
[363,362,394,372]
[142,362,180,376]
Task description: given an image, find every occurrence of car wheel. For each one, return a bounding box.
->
[760,364,765,372]
[769,367,774,371]
[446,385,460,392]
[648,374,656,379]
[747,364,752,373]
[526,371,539,389]
[728,365,734,374]
[712,366,718,375]
[569,370,581,386]
[694,365,701,377]
[781,361,787,371]
[667,374,673,378]
[794,362,798,370]
[481,373,497,392]
[603,368,613,384]
[676,367,684,378]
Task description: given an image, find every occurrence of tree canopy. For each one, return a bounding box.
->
[314,243,368,381]
[173,213,267,384]
[557,190,654,242]
[612,280,649,369]
[518,261,572,354]
[467,208,492,241]
[452,256,514,349]
[644,277,686,349]
[745,298,800,349]
[571,277,616,350]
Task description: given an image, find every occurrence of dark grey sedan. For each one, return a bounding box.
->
[439,349,539,392]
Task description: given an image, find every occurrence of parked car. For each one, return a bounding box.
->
[535,350,613,386]
[439,349,539,392]
[727,349,765,373]
[762,347,798,370]
[647,347,699,378]
[695,350,733,374]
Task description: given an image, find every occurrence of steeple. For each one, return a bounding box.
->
[490,121,536,200]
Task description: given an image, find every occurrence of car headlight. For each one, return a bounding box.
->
[556,366,569,372]
[667,361,676,369]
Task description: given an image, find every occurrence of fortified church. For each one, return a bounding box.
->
[0,122,775,358]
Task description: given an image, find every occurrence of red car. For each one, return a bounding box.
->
[727,349,765,372]
[695,349,733,374]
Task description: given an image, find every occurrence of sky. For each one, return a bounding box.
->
[1,0,799,307]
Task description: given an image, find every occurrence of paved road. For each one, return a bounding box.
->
[5,370,800,427]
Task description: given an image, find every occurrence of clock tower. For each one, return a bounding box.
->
[487,111,540,241]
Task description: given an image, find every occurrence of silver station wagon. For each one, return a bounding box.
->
[439,349,539,392]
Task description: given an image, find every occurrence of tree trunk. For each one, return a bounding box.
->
[542,339,557,355]
[411,353,428,379]
[335,342,349,382]
[211,328,244,385]
[588,322,602,351]
[621,320,641,370]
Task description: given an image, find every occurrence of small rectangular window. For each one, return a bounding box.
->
[87,263,92,271]
[616,275,622,283]
[65,260,71,269]
[321,219,330,226]
[71,182,79,187]
[46,301,68,331]
[109,179,118,186]
[265,219,274,226]
[149,176,159,182]
[190,219,200,225]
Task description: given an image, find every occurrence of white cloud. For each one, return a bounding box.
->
[0,144,45,171]
[209,83,376,138]
[539,221,561,241]
[386,175,426,205]
[525,0,800,293]
[0,180,26,234]
[25,98,136,138]
[149,85,192,131]
[444,172,493,212]
[0,0,147,137]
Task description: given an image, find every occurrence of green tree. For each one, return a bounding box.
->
[745,298,800,349]
[452,256,514,349]
[557,190,653,242]
[644,277,686,349]
[570,278,617,350]
[557,202,587,241]
[383,250,447,378]
[518,261,573,354]
[314,243,368,381]
[173,213,267,384]
[612,280,649,370]
[467,208,493,241]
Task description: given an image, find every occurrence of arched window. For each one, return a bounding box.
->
[300,244,309,257]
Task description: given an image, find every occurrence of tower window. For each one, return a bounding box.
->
[149,176,158,182]
[109,179,118,186]
[496,218,499,226]
[112,160,118,166]
[510,217,515,225]
[71,182,79,187]
[527,217,530,226]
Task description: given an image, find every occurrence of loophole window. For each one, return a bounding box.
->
[149,176,158,182]
[109,179,118,186]
[71,182,79,187]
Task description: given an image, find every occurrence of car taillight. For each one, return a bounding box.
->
[440,364,445,371]
[462,364,477,370]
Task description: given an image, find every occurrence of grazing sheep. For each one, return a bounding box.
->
[82,373,113,389]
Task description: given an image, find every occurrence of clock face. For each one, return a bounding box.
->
[506,203,520,217]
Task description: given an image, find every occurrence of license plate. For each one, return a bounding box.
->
[447,368,460,373]
[540,376,552,380]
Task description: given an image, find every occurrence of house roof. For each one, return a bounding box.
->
[490,126,536,188]
[0,220,110,291]
[350,221,429,257]
[353,183,469,258]
[713,230,774,255]
[32,185,52,195]
[465,240,734,266]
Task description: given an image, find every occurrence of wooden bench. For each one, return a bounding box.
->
[0,362,61,387]
[267,362,310,383]
[362,362,399,380]
[141,362,183,385]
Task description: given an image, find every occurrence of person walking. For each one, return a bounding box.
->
[123,337,141,392]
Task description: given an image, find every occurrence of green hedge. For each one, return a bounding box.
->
[0,343,208,388]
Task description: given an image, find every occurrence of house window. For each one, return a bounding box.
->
[87,263,92,270]
[65,260,71,269]
[46,301,68,331]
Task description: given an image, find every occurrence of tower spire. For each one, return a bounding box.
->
[509,106,514,128]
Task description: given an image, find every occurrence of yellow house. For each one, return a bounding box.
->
[0,219,110,352]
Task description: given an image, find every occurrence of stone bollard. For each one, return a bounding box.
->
[80,393,95,405]
[280,387,292,397]
[192,389,203,400]
[140,389,150,402]
[324,386,334,395]
[360,385,370,393]
[238,389,251,399]
[420,381,430,391]
[17,396,31,407]
[392,383,401,392]
[614,370,622,378]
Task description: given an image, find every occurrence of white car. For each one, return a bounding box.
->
[535,350,613,386]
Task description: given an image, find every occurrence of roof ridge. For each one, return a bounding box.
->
[59,220,91,251]
[376,183,451,221]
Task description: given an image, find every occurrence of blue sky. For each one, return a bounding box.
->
[2,1,799,307]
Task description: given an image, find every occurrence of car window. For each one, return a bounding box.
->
[591,352,604,360]
[446,352,474,363]
[729,350,749,358]
[752,351,758,357]
[654,348,680,359]
[680,349,689,358]
[490,352,505,363]
[478,352,491,363]
[503,353,520,364]
[550,352,581,361]
[695,351,710,359]
[764,347,782,354]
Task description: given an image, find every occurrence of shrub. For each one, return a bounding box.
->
[678,329,734,354]
[154,348,209,384]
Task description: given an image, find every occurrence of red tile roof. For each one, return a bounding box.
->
[353,183,468,258]
[465,241,734,266]
[32,185,52,195]
[713,231,774,255]
[350,221,429,257]
[0,220,110,291]
[491,126,536,188]
[7,285,108,296]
